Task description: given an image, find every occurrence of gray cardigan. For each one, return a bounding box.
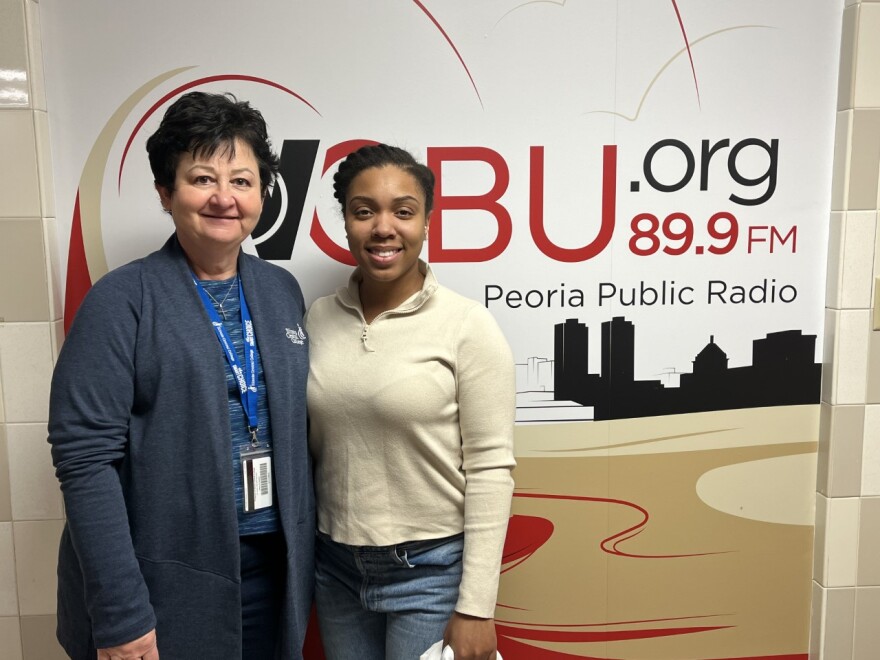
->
[48,235,314,659]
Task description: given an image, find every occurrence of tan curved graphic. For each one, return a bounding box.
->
[588,26,774,122]
[77,66,195,282]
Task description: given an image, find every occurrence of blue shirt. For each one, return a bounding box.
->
[200,276,279,535]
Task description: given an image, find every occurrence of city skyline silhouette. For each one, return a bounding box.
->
[553,316,821,420]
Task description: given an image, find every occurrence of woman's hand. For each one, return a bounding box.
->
[97,628,159,660]
[443,611,497,660]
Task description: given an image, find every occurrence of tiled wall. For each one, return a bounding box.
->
[812,0,880,658]
[0,0,66,658]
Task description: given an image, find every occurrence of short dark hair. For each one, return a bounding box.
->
[146,91,280,196]
[333,144,435,215]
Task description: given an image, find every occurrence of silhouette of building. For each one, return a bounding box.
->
[553,317,821,420]
[602,317,634,390]
[518,356,554,392]
[554,319,588,400]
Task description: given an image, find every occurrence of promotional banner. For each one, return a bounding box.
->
[41,1,841,657]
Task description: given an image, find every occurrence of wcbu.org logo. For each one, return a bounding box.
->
[68,71,781,328]
[258,136,779,266]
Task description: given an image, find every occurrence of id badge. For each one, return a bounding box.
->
[241,446,273,513]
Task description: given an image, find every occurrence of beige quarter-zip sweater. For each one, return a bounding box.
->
[306,261,515,618]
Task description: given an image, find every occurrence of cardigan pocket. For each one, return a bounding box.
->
[138,558,241,660]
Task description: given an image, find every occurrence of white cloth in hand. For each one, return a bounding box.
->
[419,640,503,660]
[419,641,454,660]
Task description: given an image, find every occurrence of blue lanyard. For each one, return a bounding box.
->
[193,275,260,444]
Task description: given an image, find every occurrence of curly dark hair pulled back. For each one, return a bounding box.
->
[333,144,435,215]
[146,91,280,196]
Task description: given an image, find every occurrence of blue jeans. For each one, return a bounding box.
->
[315,532,464,660]
[240,531,285,658]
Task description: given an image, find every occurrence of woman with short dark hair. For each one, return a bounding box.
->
[49,91,313,659]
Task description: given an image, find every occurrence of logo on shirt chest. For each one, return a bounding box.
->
[286,325,307,346]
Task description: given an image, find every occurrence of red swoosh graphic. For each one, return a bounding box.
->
[63,192,93,335]
[117,74,321,190]
[498,624,730,643]
[670,0,700,105]
[513,491,726,558]
[498,634,805,660]
[498,637,614,660]
[496,613,731,628]
[412,0,484,108]
[501,514,554,573]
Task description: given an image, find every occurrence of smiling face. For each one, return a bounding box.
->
[344,165,430,296]
[156,138,264,267]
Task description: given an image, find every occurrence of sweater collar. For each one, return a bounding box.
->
[337,259,438,316]
[161,232,248,281]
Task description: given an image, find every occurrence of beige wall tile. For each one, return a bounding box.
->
[49,319,62,364]
[7,423,61,520]
[814,492,829,585]
[826,497,861,587]
[23,0,45,112]
[865,327,880,403]
[0,522,18,616]
[13,519,62,615]
[823,587,856,659]
[840,211,877,309]
[20,614,65,660]
[827,404,865,497]
[42,218,61,323]
[831,111,852,212]
[817,402,832,495]
[838,5,858,111]
[863,405,880,494]
[0,424,11,521]
[33,111,53,218]
[854,4,880,109]
[833,310,871,404]
[848,109,880,210]
[854,587,880,659]
[875,211,880,276]
[809,581,824,660]
[0,0,30,107]
[0,110,40,218]
[0,616,23,660]
[825,212,844,309]
[857,498,880,585]
[0,323,52,423]
[0,219,49,323]
[821,308,838,404]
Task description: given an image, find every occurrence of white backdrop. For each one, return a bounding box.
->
[41,1,840,393]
